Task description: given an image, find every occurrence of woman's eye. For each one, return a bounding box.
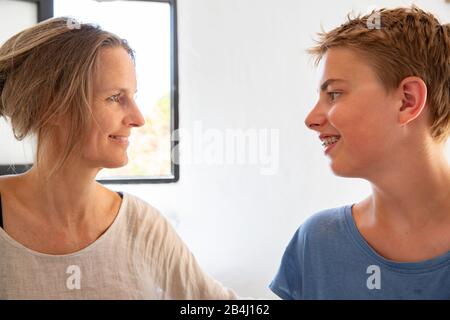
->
[327,92,342,102]
[108,94,120,102]
[108,94,121,103]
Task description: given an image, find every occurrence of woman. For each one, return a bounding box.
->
[0,17,236,299]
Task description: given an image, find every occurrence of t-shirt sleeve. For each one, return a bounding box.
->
[269,227,304,300]
[145,211,237,300]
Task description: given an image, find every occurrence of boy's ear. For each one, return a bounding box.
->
[398,76,427,125]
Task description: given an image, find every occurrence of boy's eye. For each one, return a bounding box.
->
[327,91,342,102]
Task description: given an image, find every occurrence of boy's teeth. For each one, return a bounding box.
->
[322,136,340,147]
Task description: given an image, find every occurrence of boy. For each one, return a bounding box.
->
[270,6,450,299]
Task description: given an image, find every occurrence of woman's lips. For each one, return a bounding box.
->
[108,135,129,145]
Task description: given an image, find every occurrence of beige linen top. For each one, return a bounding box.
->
[0,191,236,300]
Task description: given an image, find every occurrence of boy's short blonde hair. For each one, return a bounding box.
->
[307,6,450,143]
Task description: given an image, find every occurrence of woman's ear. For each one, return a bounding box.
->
[398,76,428,125]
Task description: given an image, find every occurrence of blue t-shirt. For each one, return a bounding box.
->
[269,204,450,299]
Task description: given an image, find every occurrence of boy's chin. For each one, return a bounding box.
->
[329,161,361,178]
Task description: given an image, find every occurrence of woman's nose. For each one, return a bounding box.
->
[126,100,145,128]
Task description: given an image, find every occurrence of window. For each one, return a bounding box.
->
[54,0,179,183]
[0,0,179,183]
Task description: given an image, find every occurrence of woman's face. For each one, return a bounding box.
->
[82,47,145,169]
[304,47,402,178]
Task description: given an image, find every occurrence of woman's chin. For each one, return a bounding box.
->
[103,158,129,169]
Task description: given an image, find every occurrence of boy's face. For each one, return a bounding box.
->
[304,47,401,178]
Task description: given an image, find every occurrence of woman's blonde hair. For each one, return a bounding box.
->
[0,17,134,180]
[307,6,450,143]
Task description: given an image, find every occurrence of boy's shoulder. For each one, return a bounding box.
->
[295,204,353,243]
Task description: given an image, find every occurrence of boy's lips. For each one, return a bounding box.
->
[324,138,340,155]
[319,133,341,155]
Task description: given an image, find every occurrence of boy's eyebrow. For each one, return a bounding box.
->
[320,78,347,92]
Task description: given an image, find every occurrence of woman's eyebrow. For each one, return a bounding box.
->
[103,88,138,94]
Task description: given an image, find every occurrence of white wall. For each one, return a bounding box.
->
[1,0,449,298]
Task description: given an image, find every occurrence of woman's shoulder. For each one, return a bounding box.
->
[0,174,25,198]
[118,192,184,254]
[121,192,162,218]
[119,192,171,231]
[0,174,15,189]
[0,175,6,194]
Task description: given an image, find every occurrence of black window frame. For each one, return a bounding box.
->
[0,0,179,183]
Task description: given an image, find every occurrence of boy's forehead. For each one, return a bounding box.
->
[320,48,358,77]
[318,48,377,87]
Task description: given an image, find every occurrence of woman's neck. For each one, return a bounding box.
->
[18,167,107,229]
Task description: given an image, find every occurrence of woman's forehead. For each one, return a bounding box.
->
[94,47,136,91]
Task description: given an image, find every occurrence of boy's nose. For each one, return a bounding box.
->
[304,102,326,131]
